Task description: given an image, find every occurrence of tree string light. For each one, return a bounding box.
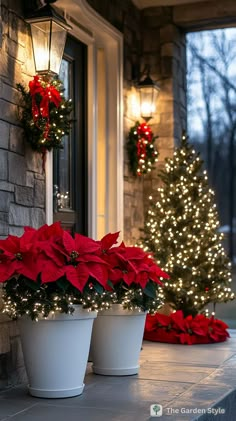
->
[140,133,234,317]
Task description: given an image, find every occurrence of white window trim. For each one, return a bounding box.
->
[46,0,124,239]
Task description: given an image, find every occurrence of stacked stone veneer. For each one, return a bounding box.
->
[141,7,187,213]
[0,0,45,240]
[0,0,45,388]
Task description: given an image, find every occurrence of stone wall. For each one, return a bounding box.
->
[141,7,187,212]
[0,0,45,239]
[0,0,45,389]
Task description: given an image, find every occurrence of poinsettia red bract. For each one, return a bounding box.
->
[1,223,167,319]
[144,310,230,345]
[0,231,39,282]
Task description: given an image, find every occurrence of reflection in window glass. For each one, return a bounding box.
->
[54,59,72,210]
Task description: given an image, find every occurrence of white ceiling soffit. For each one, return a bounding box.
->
[132,0,214,8]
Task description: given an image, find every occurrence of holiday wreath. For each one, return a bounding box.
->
[17,75,73,167]
[144,310,229,345]
[127,121,159,176]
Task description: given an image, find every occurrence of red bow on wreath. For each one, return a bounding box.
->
[29,75,62,138]
[137,123,153,163]
[127,121,159,176]
[29,76,44,121]
[28,76,63,170]
[137,123,152,141]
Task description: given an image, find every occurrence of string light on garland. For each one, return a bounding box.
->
[3,280,163,320]
[2,278,116,321]
[127,121,159,176]
[17,75,73,170]
[121,288,163,313]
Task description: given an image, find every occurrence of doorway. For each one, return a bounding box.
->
[53,35,87,234]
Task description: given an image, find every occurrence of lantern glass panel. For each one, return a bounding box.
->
[140,86,159,120]
[50,21,67,74]
[30,20,67,74]
[30,21,51,73]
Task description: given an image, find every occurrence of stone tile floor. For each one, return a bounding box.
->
[1,332,236,421]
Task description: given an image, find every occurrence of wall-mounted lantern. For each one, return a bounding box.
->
[136,68,160,123]
[26,0,71,75]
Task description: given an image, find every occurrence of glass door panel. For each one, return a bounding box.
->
[53,35,87,234]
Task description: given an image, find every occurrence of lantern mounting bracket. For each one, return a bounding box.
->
[26,1,71,30]
[25,0,71,75]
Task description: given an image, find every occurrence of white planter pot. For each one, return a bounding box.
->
[91,304,146,376]
[19,306,97,398]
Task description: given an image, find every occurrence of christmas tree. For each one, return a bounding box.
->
[141,133,234,317]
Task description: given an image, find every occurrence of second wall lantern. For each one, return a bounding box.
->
[26,0,71,75]
[137,68,160,122]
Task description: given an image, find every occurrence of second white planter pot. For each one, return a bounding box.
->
[90,304,146,376]
[19,306,97,398]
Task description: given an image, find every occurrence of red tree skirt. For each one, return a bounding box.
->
[144,310,230,345]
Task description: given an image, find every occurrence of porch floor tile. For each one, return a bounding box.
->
[1,331,236,421]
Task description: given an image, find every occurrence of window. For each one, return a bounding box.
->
[187,28,236,262]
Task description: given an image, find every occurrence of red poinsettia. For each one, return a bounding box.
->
[25,221,64,266]
[0,230,39,282]
[144,310,230,345]
[57,231,109,292]
[101,240,169,289]
[145,312,172,332]
[208,317,230,342]
[0,223,109,293]
[1,223,168,319]
[97,232,120,254]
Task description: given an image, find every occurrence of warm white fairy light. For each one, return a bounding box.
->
[2,282,124,320]
[140,133,234,316]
